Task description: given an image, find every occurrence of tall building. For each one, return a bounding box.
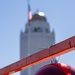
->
[20,12,56,75]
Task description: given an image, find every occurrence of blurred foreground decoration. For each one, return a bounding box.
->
[0,36,75,75]
[34,63,75,75]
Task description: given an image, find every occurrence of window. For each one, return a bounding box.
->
[45,29,49,32]
[34,27,42,32]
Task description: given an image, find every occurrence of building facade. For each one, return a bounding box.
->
[20,12,56,75]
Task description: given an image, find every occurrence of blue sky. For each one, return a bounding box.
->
[0,0,75,75]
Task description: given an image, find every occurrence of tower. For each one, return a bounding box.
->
[20,12,56,75]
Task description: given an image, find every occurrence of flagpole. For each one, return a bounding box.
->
[27,0,32,75]
[28,0,29,23]
[27,0,32,55]
[28,1,30,75]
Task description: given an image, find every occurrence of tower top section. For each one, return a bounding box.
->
[32,12,47,21]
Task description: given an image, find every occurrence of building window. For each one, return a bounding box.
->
[34,27,42,32]
[45,29,49,32]
[34,28,38,32]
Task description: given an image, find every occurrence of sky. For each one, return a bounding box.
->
[0,0,75,75]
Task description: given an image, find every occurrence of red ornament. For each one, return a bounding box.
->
[34,63,75,75]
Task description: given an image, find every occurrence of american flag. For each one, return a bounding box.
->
[28,0,32,24]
